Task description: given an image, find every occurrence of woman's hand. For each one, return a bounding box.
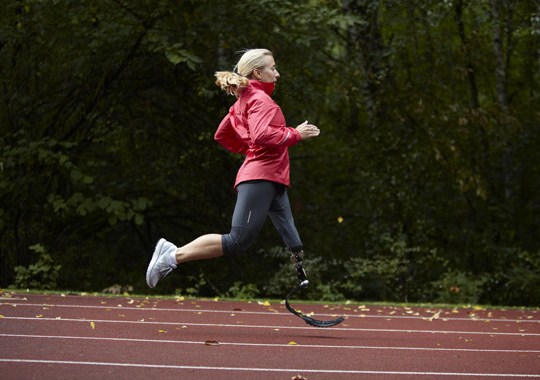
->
[296,121,320,140]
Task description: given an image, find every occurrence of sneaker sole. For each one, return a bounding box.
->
[146,238,166,288]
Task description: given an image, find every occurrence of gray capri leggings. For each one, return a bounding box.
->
[222,180,303,256]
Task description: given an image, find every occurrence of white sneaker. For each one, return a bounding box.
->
[146,238,177,288]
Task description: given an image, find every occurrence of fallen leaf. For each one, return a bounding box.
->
[428,310,442,322]
[158,329,167,333]
[36,315,43,318]
[292,375,307,380]
[204,340,219,346]
[0,315,4,318]
[90,321,95,330]
[288,341,297,345]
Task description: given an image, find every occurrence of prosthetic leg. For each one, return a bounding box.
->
[285,251,345,328]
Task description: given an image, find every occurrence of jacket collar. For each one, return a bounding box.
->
[249,79,275,96]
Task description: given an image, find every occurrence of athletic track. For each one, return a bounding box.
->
[1,292,539,379]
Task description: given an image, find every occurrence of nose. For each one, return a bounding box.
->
[275,70,280,80]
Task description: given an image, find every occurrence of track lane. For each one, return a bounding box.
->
[1,293,539,379]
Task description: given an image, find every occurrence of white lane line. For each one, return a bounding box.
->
[0,298,27,301]
[2,333,540,354]
[2,316,540,337]
[1,302,539,324]
[0,358,539,378]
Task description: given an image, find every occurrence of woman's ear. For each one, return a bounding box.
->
[253,69,261,80]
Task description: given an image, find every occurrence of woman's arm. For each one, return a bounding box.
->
[214,113,249,154]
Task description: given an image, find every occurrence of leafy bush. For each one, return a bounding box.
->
[227,282,260,299]
[338,254,409,302]
[486,249,540,306]
[430,270,488,304]
[12,245,61,290]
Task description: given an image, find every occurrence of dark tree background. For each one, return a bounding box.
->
[1,0,539,306]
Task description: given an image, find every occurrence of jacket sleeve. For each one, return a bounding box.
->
[214,112,249,154]
[247,97,301,148]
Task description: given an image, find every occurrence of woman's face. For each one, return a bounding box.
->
[254,55,280,83]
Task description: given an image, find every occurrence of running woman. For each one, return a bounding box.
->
[146,48,320,288]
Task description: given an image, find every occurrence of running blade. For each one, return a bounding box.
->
[285,284,345,328]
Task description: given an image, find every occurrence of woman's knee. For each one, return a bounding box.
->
[222,226,258,256]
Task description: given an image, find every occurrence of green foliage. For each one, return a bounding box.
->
[430,270,489,305]
[181,273,208,297]
[486,249,540,306]
[227,282,260,300]
[1,0,539,306]
[12,245,61,290]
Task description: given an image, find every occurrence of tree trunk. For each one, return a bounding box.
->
[490,0,509,110]
[454,0,479,109]
[342,0,386,131]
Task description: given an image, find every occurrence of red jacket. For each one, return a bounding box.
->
[214,80,302,189]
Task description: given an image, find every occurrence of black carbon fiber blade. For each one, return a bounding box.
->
[285,284,345,328]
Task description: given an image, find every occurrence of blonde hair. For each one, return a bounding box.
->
[215,49,273,97]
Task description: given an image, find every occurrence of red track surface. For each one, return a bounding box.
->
[1,292,539,379]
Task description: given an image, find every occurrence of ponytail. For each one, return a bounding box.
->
[215,71,249,97]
